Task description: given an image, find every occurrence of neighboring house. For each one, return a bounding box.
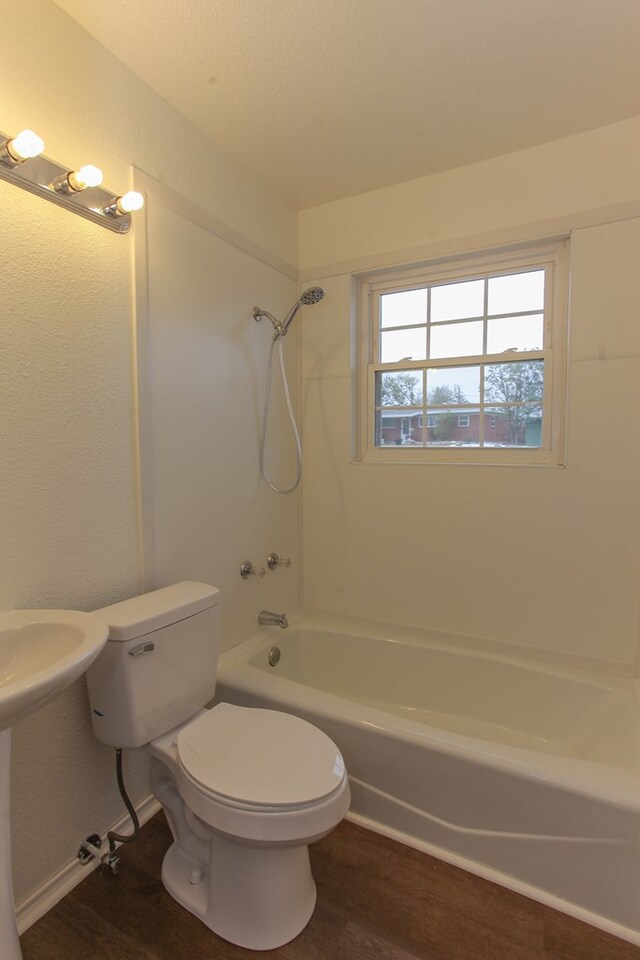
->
[379,409,542,446]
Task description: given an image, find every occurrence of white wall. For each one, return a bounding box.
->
[141,189,300,653]
[298,116,640,273]
[298,122,640,673]
[2,0,297,905]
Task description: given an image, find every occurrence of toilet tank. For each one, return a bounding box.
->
[86,582,221,748]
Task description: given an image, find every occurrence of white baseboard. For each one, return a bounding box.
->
[16,794,161,935]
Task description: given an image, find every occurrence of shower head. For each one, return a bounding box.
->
[253,287,325,338]
[299,286,325,306]
[281,286,325,335]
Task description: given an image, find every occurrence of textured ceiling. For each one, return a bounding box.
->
[52,0,640,208]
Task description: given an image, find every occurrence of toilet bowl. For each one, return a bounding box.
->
[86,582,350,951]
[149,703,350,949]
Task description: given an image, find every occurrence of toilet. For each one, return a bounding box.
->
[86,582,350,950]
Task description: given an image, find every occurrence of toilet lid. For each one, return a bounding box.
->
[177,703,346,808]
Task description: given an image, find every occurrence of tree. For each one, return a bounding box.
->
[427,384,467,405]
[379,371,422,406]
[429,411,457,442]
[484,359,543,445]
[426,384,467,442]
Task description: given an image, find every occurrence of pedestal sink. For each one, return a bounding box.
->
[0,609,108,960]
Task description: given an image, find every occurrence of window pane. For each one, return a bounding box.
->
[425,407,480,446]
[380,289,428,328]
[427,365,480,404]
[483,408,506,445]
[487,270,544,316]
[484,359,544,404]
[430,320,483,359]
[486,314,544,354]
[431,279,484,322]
[376,370,423,406]
[376,407,423,446]
[484,405,543,447]
[380,327,427,362]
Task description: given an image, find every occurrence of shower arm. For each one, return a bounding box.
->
[252,306,283,335]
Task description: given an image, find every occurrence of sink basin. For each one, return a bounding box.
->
[0,609,108,730]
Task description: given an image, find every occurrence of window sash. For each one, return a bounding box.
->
[372,264,554,361]
[370,352,552,450]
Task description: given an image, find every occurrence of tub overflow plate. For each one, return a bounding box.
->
[268,646,281,667]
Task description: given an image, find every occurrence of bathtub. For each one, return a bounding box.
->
[216,617,640,944]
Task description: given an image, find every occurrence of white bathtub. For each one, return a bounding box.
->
[216,618,640,944]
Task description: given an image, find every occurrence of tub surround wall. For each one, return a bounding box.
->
[2,0,297,908]
[138,181,300,652]
[298,121,640,674]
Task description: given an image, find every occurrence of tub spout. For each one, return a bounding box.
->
[258,610,288,629]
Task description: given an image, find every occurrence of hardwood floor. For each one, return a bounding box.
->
[21,813,640,960]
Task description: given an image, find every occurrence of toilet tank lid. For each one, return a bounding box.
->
[96,581,221,642]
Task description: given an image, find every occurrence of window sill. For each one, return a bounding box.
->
[355,447,565,467]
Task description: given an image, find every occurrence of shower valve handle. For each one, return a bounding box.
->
[240,561,266,580]
[267,552,291,570]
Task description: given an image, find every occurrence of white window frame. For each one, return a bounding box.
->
[356,238,569,466]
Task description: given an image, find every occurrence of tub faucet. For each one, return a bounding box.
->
[258,610,288,629]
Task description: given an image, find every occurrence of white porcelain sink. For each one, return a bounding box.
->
[0,609,108,731]
[0,608,108,960]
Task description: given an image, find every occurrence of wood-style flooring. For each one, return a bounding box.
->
[21,813,640,960]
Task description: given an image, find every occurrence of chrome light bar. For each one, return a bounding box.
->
[0,127,143,234]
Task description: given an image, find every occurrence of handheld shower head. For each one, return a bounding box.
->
[281,286,325,335]
[299,286,325,306]
[257,286,326,494]
[254,288,325,338]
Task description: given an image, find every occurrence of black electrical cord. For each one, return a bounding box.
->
[107,748,140,859]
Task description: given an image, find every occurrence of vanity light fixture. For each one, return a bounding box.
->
[0,125,143,234]
[0,128,45,165]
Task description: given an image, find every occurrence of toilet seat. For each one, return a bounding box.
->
[166,702,350,843]
[176,702,346,810]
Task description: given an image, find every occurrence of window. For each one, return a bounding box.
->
[358,239,568,464]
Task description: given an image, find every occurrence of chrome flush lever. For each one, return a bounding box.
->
[267,552,291,570]
[128,641,155,657]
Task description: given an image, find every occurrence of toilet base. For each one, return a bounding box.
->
[161,832,317,950]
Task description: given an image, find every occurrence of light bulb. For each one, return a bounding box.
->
[5,129,45,162]
[115,190,144,214]
[68,164,103,191]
